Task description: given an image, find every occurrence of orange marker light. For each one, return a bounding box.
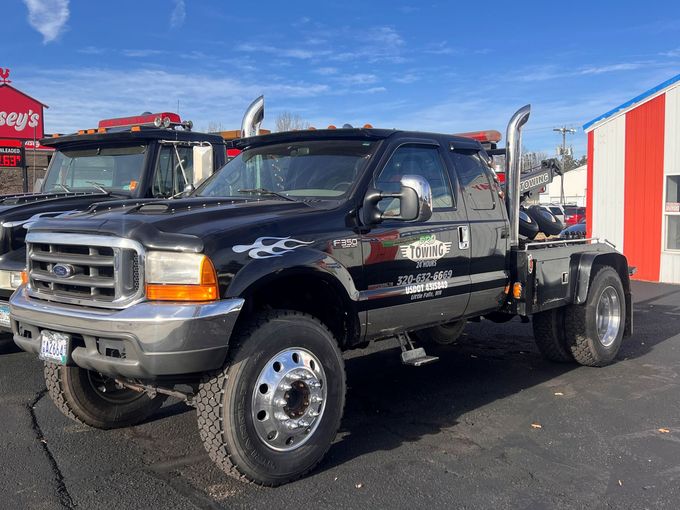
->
[21,271,28,285]
[512,282,523,299]
[129,180,138,190]
[131,126,141,132]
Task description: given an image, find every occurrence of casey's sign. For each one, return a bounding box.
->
[0,71,47,140]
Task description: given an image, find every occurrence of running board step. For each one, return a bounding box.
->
[397,333,439,366]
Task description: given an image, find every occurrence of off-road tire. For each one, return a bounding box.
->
[564,266,626,367]
[532,308,574,362]
[195,310,346,486]
[414,320,466,346]
[527,205,565,236]
[44,363,166,429]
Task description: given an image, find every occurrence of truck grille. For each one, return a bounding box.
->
[25,232,144,309]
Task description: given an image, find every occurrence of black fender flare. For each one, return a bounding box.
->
[226,247,364,342]
[572,251,633,337]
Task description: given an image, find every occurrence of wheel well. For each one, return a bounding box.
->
[591,253,631,295]
[237,273,359,349]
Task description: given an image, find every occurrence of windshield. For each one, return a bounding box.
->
[196,139,376,199]
[42,144,147,194]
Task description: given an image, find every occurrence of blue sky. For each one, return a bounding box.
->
[2,0,680,156]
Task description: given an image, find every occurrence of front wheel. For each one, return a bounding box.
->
[44,364,166,429]
[196,310,346,486]
[564,266,626,366]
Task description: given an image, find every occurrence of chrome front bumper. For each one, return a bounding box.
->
[10,286,244,379]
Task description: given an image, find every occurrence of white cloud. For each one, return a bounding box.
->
[123,49,165,58]
[170,0,186,28]
[78,46,106,55]
[314,67,338,75]
[579,62,647,75]
[22,0,69,43]
[237,43,331,60]
[394,73,419,84]
[339,73,378,86]
[660,48,680,58]
[20,67,331,134]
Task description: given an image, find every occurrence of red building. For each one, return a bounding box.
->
[0,69,52,193]
[584,73,680,284]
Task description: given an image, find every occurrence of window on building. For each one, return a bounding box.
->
[665,175,680,251]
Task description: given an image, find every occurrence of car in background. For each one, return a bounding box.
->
[560,218,586,239]
[540,204,565,224]
[563,205,586,226]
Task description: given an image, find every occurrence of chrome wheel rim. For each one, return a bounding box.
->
[251,348,327,452]
[596,286,621,347]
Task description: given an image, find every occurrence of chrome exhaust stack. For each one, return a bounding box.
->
[504,104,531,247]
[240,95,265,138]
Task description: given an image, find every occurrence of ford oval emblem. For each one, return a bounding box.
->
[52,264,75,278]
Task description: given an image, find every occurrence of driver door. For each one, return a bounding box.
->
[359,141,471,339]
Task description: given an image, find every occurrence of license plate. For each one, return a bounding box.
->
[0,303,9,328]
[39,330,70,365]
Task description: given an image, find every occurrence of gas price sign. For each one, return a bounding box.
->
[0,141,24,168]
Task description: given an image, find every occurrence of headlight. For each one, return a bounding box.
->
[145,252,218,301]
[0,270,25,291]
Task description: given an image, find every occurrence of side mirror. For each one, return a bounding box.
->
[192,145,213,185]
[363,174,433,224]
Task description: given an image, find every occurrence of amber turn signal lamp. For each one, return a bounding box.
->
[512,282,523,299]
[21,271,28,285]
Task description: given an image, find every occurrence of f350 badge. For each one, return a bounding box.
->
[233,237,314,259]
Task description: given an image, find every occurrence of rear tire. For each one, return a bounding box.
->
[44,364,166,429]
[532,308,574,362]
[195,310,346,486]
[414,320,466,345]
[564,267,625,367]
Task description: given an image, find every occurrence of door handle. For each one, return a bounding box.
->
[458,225,469,250]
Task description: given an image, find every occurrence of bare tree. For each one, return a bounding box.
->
[521,146,549,171]
[204,121,223,133]
[275,112,309,132]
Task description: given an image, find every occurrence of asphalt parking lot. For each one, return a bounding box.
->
[1,280,679,509]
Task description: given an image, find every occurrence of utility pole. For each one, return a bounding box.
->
[553,126,576,204]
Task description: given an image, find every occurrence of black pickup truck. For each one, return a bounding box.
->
[0,112,229,331]
[10,105,632,486]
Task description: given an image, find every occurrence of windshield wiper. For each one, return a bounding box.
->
[53,183,71,193]
[237,188,297,202]
[86,181,111,195]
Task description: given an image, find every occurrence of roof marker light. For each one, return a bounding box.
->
[453,129,503,144]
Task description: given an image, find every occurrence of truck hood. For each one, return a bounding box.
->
[0,191,111,258]
[27,197,325,253]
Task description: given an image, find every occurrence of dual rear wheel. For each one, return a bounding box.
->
[533,266,626,366]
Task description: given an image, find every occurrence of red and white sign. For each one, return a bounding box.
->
[0,81,47,140]
[23,139,55,151]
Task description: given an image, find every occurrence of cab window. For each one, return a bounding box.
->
[375,145,454,216]
[449,150,497,210]
[153,145,194,197]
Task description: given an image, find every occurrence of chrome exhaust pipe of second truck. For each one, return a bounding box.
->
[505,104,531,247]
[241,95,265,138]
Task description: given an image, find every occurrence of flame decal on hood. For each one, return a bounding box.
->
[233,237,314,259]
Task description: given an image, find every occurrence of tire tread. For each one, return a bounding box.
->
[195,310,345,486]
